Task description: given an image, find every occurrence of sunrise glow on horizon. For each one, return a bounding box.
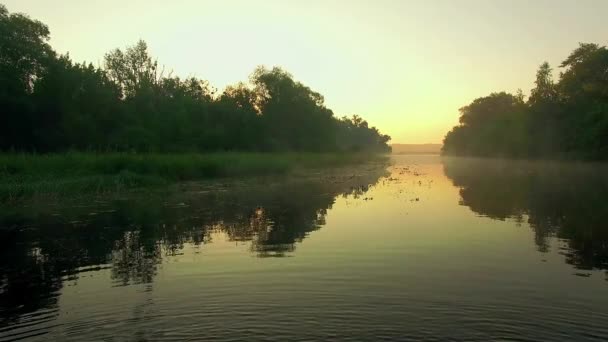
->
[5,0,607,144]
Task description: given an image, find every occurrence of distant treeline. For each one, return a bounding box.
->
[443,43,608,160]
[0,4,390,153]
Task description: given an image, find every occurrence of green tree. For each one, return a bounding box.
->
[0,4,54,149]
[559,43,608,157]
[104,40,160,99]
[529,62,557,105]
[527,62,561,156]
[443,42,608,160]
[250,66,336,151]
[0,4,391,154]
[443,92,527,157]
[32,55,122,150]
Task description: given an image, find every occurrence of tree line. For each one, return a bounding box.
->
[0,4,391,153]
[442,43,608,160]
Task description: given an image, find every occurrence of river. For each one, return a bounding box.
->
[1,155,607,341]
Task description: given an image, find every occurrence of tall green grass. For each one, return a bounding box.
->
[0,152,384,201]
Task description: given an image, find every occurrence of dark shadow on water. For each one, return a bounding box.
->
[443,157,608,274]
[0,163,389,329]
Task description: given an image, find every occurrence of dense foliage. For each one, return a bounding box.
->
[443,44,608,160]
[0,5,390,153]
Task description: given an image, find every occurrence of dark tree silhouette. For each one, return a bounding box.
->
[0,5,391,154]
[443,43,608,160]
[0,4,54,150]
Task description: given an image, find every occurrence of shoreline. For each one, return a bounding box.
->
[0,152,388,202]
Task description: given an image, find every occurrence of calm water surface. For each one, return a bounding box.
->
[1,155,608,341]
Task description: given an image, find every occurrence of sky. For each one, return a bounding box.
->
[4,0,608,144]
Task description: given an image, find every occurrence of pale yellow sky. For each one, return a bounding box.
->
[4,0,607,143]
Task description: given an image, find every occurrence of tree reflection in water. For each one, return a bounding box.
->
[0,163,389,325]
[443,157,608,273]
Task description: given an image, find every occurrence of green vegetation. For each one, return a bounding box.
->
[0,152,385,201]
[0,4,392,200]
[0,4,390,153]
[443,43,608,160]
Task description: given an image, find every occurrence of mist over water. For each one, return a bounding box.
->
[1,155,608,341]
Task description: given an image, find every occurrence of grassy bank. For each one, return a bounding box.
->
[0,152,385,201]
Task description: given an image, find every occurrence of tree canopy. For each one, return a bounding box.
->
[442,43,608,160]
[0,4,390,153]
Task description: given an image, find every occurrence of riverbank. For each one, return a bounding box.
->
[0,152,386,202]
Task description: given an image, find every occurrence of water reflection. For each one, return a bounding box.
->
[5,156,608,341]
[0,164,388,330]
[443,157,608,273]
